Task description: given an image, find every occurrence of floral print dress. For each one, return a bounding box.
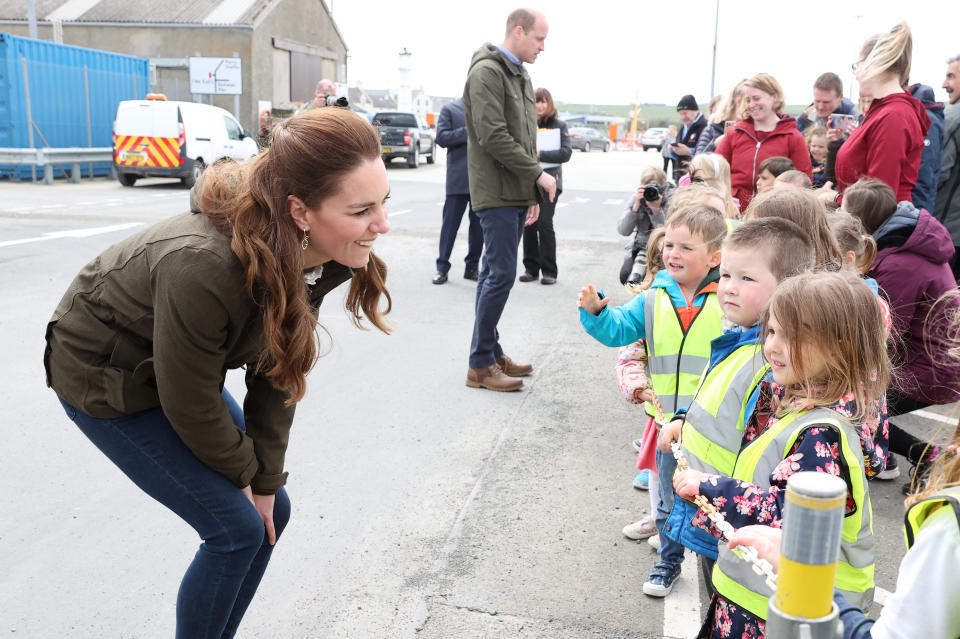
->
[692,394,864,639]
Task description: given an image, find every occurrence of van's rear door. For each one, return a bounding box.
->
[113,101,183,168]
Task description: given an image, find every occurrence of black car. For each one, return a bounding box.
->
[373,112,436,168]
[569,127,611,152]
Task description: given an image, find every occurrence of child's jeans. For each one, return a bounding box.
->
[654,447,685,566]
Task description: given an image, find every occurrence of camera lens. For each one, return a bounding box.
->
[643,184,661,202]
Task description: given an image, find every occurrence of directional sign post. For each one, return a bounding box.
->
[189,57,242,95]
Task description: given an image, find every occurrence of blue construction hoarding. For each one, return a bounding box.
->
[0,33,149,179]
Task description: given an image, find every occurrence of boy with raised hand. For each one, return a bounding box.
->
[578,205,726,598]
[656,217,815,595]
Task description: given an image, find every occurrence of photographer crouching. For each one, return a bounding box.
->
[618,167,673,284]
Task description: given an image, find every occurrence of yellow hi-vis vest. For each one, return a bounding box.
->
[904,486,960,549]
[642,287,723,424]
[680,343,769,476]
[711,408,875,618]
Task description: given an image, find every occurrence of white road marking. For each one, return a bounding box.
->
[662,555,702,639]
[0,222,144,248]
[574,197,590,203]
[390,209,412,217]
[911,409,958,426]
[603,198,624,205]
[556,202,568,209]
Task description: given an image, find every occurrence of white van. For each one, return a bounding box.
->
[112,97,259,187]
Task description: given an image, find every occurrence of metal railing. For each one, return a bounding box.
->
[0,147,113,185]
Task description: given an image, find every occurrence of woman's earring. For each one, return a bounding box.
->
[301,229,309,251]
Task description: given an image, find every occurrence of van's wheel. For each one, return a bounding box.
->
[407,146,419,168]
[118,173,137,187]
[583,142,591,153]
[426,143,435,164]
[182,160,205,188]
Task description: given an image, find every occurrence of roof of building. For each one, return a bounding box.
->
[0,0,274,24]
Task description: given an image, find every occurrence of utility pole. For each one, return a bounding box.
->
[26,0,38,39]
[709,0,719,99]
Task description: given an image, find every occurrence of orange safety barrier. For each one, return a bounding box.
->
[113,135,183,168]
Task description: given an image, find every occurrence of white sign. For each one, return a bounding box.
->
[189,57,242,95]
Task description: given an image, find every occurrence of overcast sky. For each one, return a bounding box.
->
[330,0,959,107]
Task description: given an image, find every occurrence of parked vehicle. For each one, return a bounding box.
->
[640,127,669,151]
[569,127,611,153]
[373,111,436,168]
[113,97,258,188]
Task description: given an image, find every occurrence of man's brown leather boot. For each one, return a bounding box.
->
[466,364,523,391]
[496,354,533,377]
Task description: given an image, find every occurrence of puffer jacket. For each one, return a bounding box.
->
[869,201,960,403]
[462,44,541,211]
[715,113,813,212]
[933,107,960,247]
[909,84,945,213]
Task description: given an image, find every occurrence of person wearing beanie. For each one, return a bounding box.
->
[669,94,708,181]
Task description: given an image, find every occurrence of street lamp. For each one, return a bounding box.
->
[398,48,412,112]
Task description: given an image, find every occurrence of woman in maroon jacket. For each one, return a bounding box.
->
[835,22,929,202]
[715,73,812,213]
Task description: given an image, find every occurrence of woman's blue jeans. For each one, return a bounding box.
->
[58,390,290,639]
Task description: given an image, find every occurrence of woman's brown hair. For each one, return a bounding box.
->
[841,178,898,235]
[764,271,890,420]
[535,87,557,124]
[197,108,391,403]
[746,188,843,271]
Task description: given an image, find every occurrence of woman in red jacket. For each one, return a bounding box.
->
[834,22,930,202]
[716,73,812,213]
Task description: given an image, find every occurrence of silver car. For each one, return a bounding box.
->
[569,127,611,152]
[640,127,668,151]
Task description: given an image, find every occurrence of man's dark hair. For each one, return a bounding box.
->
[724,218,815,281]
[813,72,844,97]
[506,9,537,35]
[757,156,795,177]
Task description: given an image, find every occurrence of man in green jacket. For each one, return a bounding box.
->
[464,7,557,392]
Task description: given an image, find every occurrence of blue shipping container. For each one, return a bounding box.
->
[0,33,149,179]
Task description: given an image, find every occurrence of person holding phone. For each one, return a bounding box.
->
[671,94,709,181]
[833,22,930,202]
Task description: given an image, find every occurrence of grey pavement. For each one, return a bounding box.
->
[0,150,954,638]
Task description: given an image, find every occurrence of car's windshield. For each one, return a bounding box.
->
[374,113,417,127]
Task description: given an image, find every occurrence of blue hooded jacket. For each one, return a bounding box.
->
[663,324,763,559]
[910,84,945,212]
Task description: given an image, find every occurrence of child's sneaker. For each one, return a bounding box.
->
[633,469,650,490]
[622,516,657,540]
[647,534,660,550]
[642,561,682,597]
[876,455,900,480]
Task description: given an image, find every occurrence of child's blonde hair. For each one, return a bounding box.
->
[668,181,739,220]
[688,153,733,197]
[764,271,890,419]
[805,124,828,147]
[627,227,666,294]
[828,211,878,275]
[746,188,843,271]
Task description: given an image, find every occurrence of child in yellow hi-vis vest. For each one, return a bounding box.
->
[674,272,887,638]
[579,205,727,598]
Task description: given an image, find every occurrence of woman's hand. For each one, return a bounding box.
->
[658,418,683,452]
[727,525,783,573]
[577,284,609,315]
[673,469,706,500]
[242,485,277,545]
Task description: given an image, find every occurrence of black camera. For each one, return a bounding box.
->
[324,94,349,108]
[642,182,664,202]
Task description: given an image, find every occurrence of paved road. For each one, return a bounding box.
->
[0,149,954,638]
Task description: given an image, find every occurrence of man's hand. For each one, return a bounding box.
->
[525,204,540,227]
[672,142,691,156]
[658,418,683,452]
[577,284,609,315]
[673,468,706,500]
[537,171,557,202]
[242,485,277,545]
